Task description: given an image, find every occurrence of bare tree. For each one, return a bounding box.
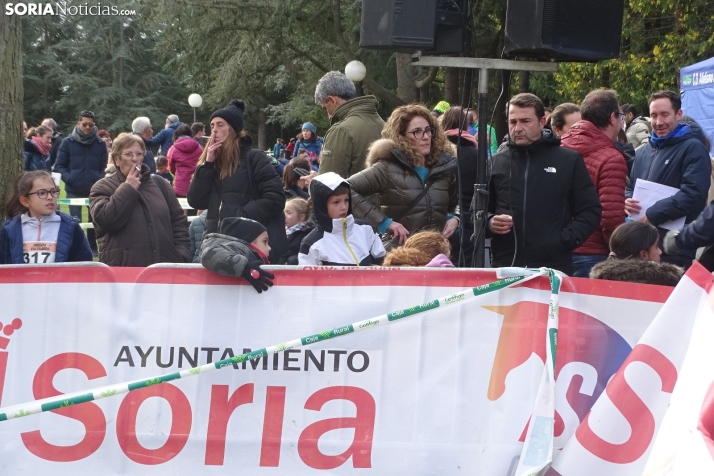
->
[0,6,23,218]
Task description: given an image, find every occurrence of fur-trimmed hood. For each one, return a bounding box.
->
[365,138,457,168]
[589,258,683,286]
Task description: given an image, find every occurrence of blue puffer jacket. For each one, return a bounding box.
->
[291,137,324,158]
[626,124,711,257]
[0,212,93,264]
[54,135,109,196]
[146,122,183,156]
[23,139,50,171]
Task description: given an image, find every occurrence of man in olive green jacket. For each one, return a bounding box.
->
[315,71,385,179]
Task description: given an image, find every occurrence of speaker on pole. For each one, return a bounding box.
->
[504,0,624,62]
[360,0,466,54]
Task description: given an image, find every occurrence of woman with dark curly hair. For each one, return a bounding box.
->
[348,104,459,246]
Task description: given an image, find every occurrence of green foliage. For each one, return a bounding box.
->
[22,0,190,135]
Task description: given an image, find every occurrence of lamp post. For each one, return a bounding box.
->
[345,60,366,96]
[188,93,203,123]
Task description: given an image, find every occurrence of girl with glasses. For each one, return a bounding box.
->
[347,104,461,251]
[0,170,92,264]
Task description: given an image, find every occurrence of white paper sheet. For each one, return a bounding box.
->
[632,179,685,230]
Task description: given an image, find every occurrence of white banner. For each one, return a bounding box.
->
[0,264,671,475]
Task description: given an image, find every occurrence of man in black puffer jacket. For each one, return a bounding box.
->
[487,93,601,275]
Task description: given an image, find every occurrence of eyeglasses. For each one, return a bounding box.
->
[405,127,436,140]
[121,151,145,159]
[27,188,60,199]
[80,122,95,128]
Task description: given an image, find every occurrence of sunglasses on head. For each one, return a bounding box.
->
[294,167,311,177]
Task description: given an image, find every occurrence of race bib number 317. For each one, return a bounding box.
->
[22,241,57,264]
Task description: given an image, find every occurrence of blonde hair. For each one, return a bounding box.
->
[111,133,146,165]
[198,127,243,180]
[383,231,451,266]
[286,197,310,222]
[382,104,452,169]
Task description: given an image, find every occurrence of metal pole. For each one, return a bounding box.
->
[472,68,489,267]
[193,107,197,124]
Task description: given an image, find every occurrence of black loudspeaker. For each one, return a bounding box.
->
[504,0,624,61]
[360,0,465,54]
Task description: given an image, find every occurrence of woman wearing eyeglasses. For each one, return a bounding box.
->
[0,170,92,264]
[348,104,460,249]
[89,133,191,266]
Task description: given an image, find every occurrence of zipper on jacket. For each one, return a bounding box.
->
[37,216,42,241]
[521,151,530,265]
[645,148,660,181]
[342,218,360,266]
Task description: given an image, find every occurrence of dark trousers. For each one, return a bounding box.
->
[450,213,475,267]
[66,191,97,252]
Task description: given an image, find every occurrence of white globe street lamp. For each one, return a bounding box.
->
[345,60,367,82]
[188,93,203,123]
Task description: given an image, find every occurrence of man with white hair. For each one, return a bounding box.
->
[131,116,157,173]
[315,71,384,178]
[144,114,183,156]
[41,118,63,168]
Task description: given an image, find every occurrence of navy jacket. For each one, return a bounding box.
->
[146,122,183,156]
[626,125,710,258]
[135,134,157,174]
[0,212,93,264]
[23,139,50,171]
[55,135,109,196]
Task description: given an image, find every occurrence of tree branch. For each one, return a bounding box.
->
[284,42,330,73]
[415,67,439,89]
[331,0,356,61]
[363,77,405,108]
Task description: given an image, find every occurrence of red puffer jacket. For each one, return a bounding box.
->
[561,121,628,255]
[168,136,203,197]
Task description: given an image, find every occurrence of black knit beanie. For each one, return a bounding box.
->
[220,217,267,243]
[210,100,245,134]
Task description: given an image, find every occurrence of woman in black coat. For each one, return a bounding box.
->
[187,100,287,262]
[441,107,479,267]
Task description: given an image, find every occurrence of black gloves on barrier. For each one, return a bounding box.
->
[241,260,275,293]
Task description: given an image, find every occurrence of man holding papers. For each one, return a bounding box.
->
[625,90,710,267]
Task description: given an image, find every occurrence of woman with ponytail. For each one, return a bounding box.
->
[187,100,286,262]
[24,125,52,171]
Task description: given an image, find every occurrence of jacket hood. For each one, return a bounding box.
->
[173,136,201,154]
[331,96,380,124]
[366,138,457,170]
[24,138,41,154]
[561,120,619,156]
[680,119,709,148]
[648,123,700,148]
[169,121,183,130]
[309,172,352,232]
[590,258,683,286]
[507,128,560,152]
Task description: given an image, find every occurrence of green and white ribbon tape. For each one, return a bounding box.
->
[0,270,554,435]
[515,268,563,476]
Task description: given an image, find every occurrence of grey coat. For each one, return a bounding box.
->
[200,233,258,278]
